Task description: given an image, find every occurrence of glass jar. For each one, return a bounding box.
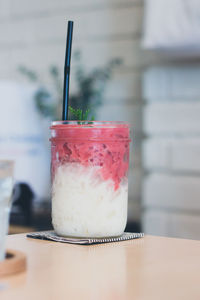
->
[0,160,14,261]
[50,121,131,238]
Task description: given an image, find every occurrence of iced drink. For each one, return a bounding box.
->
[50,121,131,238]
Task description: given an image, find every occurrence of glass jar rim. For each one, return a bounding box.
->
[51,120,130,128]
[50,121,131,142]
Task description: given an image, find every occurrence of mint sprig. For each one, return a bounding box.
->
[69,106,95,121]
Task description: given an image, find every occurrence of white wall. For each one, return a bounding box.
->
[143,66,200,239]
[0,0,162,221]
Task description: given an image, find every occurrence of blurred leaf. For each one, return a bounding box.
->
[18,66,38,82]
[73,49,81,60]
[17,52,123,120]
[49,65,59,77]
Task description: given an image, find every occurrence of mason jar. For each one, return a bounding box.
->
[50,121,131,238]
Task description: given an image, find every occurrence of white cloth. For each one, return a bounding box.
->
[143,0,200,54]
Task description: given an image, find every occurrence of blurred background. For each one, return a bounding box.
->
[0,0,200,239]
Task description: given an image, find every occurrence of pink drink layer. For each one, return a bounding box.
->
[51,122,130,190]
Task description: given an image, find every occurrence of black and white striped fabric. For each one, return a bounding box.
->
[27,231,144,245]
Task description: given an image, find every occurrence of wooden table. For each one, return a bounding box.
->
[1,234,200,300]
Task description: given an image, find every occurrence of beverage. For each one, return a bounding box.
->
[0,161,13,261]
[50,121,131,238]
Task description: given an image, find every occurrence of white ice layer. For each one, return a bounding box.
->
[52,163,128,237]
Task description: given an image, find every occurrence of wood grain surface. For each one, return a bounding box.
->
[0,233,200,300]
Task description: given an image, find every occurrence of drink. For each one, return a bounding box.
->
[50,121,131,238]
[0,161,13,261]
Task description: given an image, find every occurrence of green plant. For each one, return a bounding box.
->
[18,50,122,120]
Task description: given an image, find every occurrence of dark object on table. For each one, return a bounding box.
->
[11,182,34,226]
[125,221,141,233]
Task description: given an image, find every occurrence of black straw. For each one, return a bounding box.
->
[62,20,74,121]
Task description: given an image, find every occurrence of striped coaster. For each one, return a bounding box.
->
[27,231,144,245]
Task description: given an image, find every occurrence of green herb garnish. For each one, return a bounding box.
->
[69,106,94,121]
